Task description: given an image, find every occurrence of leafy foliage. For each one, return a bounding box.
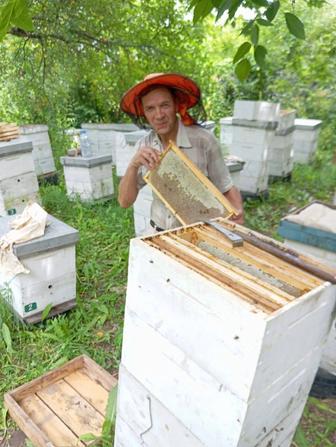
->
[190,0,326,79]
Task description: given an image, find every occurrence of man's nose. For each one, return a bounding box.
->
[154,107,165,120]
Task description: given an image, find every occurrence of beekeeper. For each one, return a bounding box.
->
[118,72,244,231]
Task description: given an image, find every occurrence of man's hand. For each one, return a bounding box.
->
[130,146,161,170]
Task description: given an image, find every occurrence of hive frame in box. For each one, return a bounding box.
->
[143,141,237,225]
[5,355,117,447]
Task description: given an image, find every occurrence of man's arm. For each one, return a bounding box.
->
[118,146,160,208]
[224,186,244,225]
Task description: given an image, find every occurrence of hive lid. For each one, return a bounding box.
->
[295,119,322,130]
[60,154,112,168]
[0,139,33,157]
[0,215,79,258]
[144,142,237,225]
[81,123,139,132]
[144,218,335,315]
[278,201,336,252]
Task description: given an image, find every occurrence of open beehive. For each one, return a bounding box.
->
[115,219,336,447]
[144,142,237,225]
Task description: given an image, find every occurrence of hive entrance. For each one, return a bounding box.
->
[144,142,236,225]
[146,220,323,314]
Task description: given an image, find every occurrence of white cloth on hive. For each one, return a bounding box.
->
[0,203,48,282]
[285,203,336,233]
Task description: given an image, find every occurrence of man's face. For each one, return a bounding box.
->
[141,87,178,137]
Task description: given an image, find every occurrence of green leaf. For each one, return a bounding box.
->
[285,12,305,39]
[102,385,118,440]
[215,0,232,20]
[256,18,273,27]
[240,20,254,36]
[265,1,280,22]
[235,58,251,81]
[79,433,98,442]
[252,0,269,6]
[2,322,13,354]
[293,426,309,447]
[11,0,33,31]
[193,0,214,23]
[41,303,53,321]
[254,44,267,67]
[251,24,259,46]
[228,0,243,20]
[0,1,15,34]
[233,41,251,63]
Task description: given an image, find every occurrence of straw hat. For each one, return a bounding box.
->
[120,73,201,126]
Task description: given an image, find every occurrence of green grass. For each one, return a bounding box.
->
[0,153,335,446]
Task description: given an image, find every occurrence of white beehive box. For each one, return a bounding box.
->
[293,119,322,163]
[61,154,114,202]
[233,100,280,122]
[115,220,335,447]
[132,158,245,237]
[220,117,233,155]
[230,119,277,196]
[278,201,336,377]
[0,139,40,216]
[81,123,139,164]
[116,130,148,177]
[20,125,56,178]
[0,214,79,323]
[268,110,296,179]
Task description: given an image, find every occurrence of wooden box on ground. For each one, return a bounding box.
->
[115,220,335,447]
[61,154,114,202]
[230,119,277,196]
[5,355,117,447]
[293,119,322,163]
[20,125,56,178]
[133,157,244,237]
[268,110,296,180]
[0,139,40,215]
[81,123,139,164]
[116,130,148,177]
[278,201,336,377]
[0,214,79,323]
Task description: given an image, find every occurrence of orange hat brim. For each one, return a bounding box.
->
[120,73,200,118]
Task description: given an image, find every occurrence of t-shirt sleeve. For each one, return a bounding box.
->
[135,139,148,190]
[206,134,233,193]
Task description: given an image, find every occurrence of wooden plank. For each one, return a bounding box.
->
[170,233,297,302]
[150,237,278,313]
[10,356,85,401]
[37,379,104,438]
[195,227,310,292]
[4,393,54,447]
[82,354,118,391]
[65,370,109,415]
[20,394,85,447]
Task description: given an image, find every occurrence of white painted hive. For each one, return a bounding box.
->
[115,220,335,447]
[230,119,277,195]
[60,154,114,202]
[293,119,322,163]
[81,123,139,163]
[0,214,79,323]
[20,124,56,177]
[233,100,280,122]
[116,130,149,177]
[0,140,40,215]
[268,110,296,178]
[220,117,233,155]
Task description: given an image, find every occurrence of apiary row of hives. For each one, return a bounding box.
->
[220,101,322,196]
[115,219,336,447]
